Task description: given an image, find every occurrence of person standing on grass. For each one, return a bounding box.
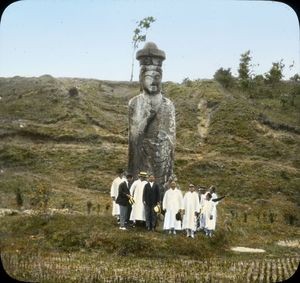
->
[143,174,160,231]
[198,186,207,231]
[110,168,125,223]
[162,181,183,235]
[129,171,148,226]
[182,184,200,238]
[116,173,133,230]
[209,185,218,233]
[202,192,215,237]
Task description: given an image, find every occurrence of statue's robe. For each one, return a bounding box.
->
[129,179,147,221]
[162,188,183,230]
[128,92,175,185]
[110,176,125,216]
[182,191,200,231]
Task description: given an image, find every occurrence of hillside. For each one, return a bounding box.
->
[0,75,299,209]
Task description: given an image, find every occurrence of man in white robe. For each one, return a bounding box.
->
[110,169,125,222]
[182,184,200,238]
[209,186,218,232]
[162,181,183,234]
[129,171,148,224]
[202,192,215,237]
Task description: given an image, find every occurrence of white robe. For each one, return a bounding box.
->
[210,192,218,230]
[130,179,147,221]
[162,188,184,230]
[110,176,125,216]
[182,191,200,231]
[199,193,206,229]
[202,199,215,230]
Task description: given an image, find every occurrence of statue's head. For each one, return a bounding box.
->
[136,42,165,95]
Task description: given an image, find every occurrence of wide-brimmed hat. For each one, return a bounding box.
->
[138,171,148,177]
[154,204,161,214]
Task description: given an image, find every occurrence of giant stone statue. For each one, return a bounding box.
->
[128,42,176,185]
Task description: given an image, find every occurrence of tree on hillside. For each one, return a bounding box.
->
[214,68,235,88]
[290,73,300,82]
[130,16,156,82]
[265,60,285,85]
[238,50,252,89]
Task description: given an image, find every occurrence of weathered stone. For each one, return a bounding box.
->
[128,42,175,185]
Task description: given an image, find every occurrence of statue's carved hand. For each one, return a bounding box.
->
[149,109,156,118]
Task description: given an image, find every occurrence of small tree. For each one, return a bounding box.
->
[182,77,192,87]
[130,16,156,81]
[238,50,252,89]
[30,182,51,212]
[290,73,300,82]
[87,201,93,215]
[265,60,285,85]
[214,68,235,88]
[15,188,23,210]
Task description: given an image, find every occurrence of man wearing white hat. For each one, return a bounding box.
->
[129,171,148,224]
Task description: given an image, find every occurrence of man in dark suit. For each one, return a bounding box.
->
[116,173,133,230]
[143,174,160,231]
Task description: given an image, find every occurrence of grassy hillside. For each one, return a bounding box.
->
[0,75,299,281]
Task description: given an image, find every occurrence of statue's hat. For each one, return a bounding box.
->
[136,42,166,67]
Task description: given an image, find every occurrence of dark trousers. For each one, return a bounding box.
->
[119,205,128,228]
[126,204,132,223]
[145,204,157,229]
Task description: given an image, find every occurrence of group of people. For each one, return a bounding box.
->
[110,169,223,238]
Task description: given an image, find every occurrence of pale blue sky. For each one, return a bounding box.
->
[0,0,299,82]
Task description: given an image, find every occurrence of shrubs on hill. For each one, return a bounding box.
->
[213,68,235,89]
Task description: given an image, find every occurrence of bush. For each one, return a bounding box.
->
[214,68,235,89]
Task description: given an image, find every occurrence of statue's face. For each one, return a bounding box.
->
[142,70,162,95]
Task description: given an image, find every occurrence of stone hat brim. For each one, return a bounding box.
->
[136,42,166,61]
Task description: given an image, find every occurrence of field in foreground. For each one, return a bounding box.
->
[1,213,299,282]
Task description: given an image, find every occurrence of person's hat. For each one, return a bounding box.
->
[126,172,133,178]
[116,168,124,174]
[175,211,182,221]
[138,171,148,177]
[154,204,161,214]
[189,184,195,187]
[136,42,166,67]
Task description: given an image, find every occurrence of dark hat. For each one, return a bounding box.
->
[126,173,133,178]
[136,42,166,67]
[175,211,182,221]
[116,168,124,174]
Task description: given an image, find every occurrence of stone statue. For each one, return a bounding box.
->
[128,42,176,185]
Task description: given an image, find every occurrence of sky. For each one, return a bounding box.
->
[0,0,299,83]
